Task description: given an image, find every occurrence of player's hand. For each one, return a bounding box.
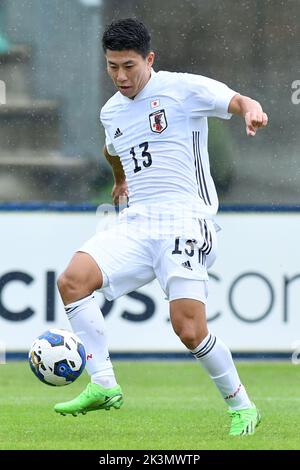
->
[245,111,268,136]
[112,180,128,206]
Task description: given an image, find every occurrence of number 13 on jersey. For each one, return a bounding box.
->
[130,142,152,173]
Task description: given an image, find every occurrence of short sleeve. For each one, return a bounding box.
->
[181,73,238,119]
[104,129,118,156]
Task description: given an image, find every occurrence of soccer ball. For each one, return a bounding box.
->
[29,329,86,386]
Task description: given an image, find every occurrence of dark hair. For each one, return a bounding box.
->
[102,18,151,58]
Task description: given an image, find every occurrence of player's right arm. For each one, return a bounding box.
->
[103,145,128,205]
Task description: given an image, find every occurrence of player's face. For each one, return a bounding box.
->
[106,49,155,98]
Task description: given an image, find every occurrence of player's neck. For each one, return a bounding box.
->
[131,70,152,100]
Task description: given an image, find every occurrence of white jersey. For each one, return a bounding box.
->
[100,70,237,218]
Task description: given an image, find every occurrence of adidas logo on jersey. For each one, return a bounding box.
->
[114,128,123,138]
[181,260,193,270]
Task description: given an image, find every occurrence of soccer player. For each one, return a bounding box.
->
[54,18,268,436]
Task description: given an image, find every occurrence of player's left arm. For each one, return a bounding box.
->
[228,94,268,137]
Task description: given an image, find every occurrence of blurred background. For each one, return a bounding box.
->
[0,2,299,450]
[0,0,299,205]
[0,0,300,356]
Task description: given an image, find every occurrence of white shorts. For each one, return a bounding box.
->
[79,215,217,303]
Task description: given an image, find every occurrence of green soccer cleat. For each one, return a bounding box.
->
[54,383,123,416]
[228,403,261,436]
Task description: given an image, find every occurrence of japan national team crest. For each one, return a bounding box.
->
[149,109,168,134]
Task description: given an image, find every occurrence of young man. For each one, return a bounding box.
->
[54,18,268,436]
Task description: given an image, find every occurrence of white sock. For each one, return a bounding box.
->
[190,333,252,410]
[65,294,117,389]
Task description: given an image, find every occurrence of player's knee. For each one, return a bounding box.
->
[177,328,201,350]
[170,299,208,349]
[180,333,200,349]
[57,271,80,300]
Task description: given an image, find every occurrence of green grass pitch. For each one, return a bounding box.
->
[0,361,299,450]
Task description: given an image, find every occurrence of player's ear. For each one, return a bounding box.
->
[147,51,155,67]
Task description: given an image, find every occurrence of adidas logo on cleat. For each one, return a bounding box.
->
[181,260,193,270]
[114,128,123,138]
